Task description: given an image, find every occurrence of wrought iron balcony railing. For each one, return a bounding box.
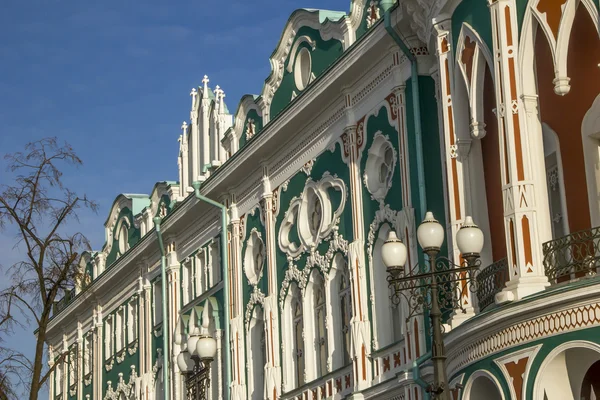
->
[542,226,600,284]
[476,258,508,311]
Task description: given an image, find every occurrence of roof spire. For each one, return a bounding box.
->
[219,89,226,114]
[181,121,188,136]
[202,75,209,99]
[214,85,222,110]
[190,87,198,111]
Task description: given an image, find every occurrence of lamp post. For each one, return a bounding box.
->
[177,306,218,400]
[381,212,484,399]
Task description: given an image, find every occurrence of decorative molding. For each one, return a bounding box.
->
[103,366,138,400]
[278,173,347,259]
[366,1,381,28]
[300,159,315,176]
[279,228,349,308]
[244,286,266,328]
[363,131,398,203]
[244,227,266,288]
[447,301,600,375]
[494,345,542,400]
[104,357,114,372]
[261,10,347,110]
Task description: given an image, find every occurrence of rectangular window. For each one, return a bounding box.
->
[209,241,221,286]
[153,281,162,326]
[182,260,193,304]
[104,317,113,360]
[116,307,125,353]
[196,251,206,294]
[128,298,137,344]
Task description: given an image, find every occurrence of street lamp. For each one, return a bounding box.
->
[178,307,217,400]
[381,212,484,399]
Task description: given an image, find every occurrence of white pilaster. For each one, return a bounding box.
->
[488,0,550,302]
[433,17,476,324]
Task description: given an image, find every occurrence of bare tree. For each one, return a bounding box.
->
[0,138,97,400]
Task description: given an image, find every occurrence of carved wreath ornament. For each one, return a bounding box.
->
[278,173,347,259]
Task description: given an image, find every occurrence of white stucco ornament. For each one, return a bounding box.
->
[278,173,347,258]
[363,132,397,202]
[244,228,266,285]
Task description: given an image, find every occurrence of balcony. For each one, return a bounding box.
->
[476,258,509,311]
[542,226,600,284]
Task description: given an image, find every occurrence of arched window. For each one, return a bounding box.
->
[314,275,328,377]
[292,289,305,387]
[464,371,504,400]
[339,267,352,366]
[372,224,404,349]
[248,308,266,400]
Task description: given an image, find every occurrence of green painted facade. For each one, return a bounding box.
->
[451,0,493,53]
[238,108,263,149]
[270,26,344,119]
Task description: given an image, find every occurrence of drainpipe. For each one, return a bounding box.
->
[398,351,432,400]
[413,351,432,400]
[153,217,170,400]
[381,0,427,218]
[191,181,231,400]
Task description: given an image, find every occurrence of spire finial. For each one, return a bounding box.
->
[219,90,225,113]
[181,121,188,132]
[202,75,210,99]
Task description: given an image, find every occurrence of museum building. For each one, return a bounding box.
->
[45,0,600,399]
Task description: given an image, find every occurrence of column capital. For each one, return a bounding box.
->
[432,14,452,36]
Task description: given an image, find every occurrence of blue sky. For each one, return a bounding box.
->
[0,0,352,397]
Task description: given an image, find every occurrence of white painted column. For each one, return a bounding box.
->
[166,240,181,400]
[260,170,283,400]
[228,200,247,400]
[76,323,83,400]
[93,305,103,400]
[341,122,372,395]
[433,17,476,325]
[488,0,550,302]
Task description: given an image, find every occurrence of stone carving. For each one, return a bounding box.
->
[104,366,138,400]
[244,228,266,286]
[244,286,266,328]
[278,173,347,258]
[363,132,397,202]
[279,227,349,307]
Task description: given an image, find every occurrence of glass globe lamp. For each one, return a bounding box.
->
[196,334,217,362]
[381,231,407,271]
[177,344,195,374]
[417,212,444,252]
[187,327,201,358]
[456,216,484,257]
